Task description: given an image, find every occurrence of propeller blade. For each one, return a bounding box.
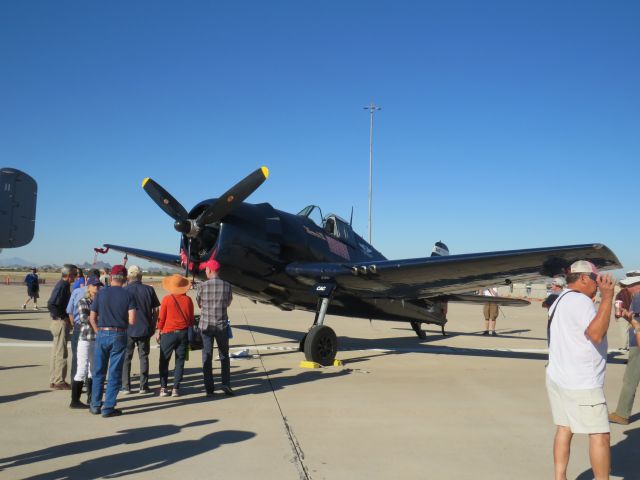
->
[142,177,189,221]
[196,166,269,226]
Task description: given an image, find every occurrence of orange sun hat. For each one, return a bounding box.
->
[162,274,192,295]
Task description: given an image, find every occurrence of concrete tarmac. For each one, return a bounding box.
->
[0,283,636,479]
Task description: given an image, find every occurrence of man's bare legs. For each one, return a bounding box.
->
[553,426,572,480]
[589,432,610,480]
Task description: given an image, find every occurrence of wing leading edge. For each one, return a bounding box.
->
[104,244,181,269]
[286,243,621,299]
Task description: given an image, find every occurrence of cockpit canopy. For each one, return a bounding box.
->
[297,205,356,247]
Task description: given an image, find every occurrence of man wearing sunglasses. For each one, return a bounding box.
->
[545,260,615,480]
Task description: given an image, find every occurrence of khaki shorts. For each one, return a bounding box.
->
[483,303,498,321]
[546,376,610,434]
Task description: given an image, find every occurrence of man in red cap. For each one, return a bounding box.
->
[89,265,136,417]
[197,259,234,396]
[545,260,615,480]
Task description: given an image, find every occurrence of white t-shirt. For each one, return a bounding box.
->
[482,288,497,297]
[546,289,607,389]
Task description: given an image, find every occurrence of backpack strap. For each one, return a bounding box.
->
[547,289,579,345]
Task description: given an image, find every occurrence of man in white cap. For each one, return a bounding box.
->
[612,271,640,351]
[608,271,640,426]
[122,265,160,394]
[545,260,615,480]
[542,276,567,310]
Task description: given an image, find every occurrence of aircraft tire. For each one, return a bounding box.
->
[303,325,337,366]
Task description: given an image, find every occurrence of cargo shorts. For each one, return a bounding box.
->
[546,375,610,434]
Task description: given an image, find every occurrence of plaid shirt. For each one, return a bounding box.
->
[197,277,232,330]
[77,296,96,342]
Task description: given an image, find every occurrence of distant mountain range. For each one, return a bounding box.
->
[0,256,177,273]
[0,257,34,267]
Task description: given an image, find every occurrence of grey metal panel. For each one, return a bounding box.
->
[0,168,37,248]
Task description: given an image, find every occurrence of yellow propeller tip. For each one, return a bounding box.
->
[261,166,269,179]
[142,177,150,188]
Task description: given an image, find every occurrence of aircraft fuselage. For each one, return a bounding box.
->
[183,200,429,322]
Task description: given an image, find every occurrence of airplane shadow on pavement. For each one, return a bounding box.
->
[0,390,49,404]
[0,310,44,315]
[235,323,552,363]
[236,323,628,365]
[0,364,40,371]
[0,322,51,341]
[0,419,256,479]
[116,364,351,416]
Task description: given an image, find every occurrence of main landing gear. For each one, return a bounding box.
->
[299,283,338,366]
[410,320,447,340]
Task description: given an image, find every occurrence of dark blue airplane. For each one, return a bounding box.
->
[105,167,621,365]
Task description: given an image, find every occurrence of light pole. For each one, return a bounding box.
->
[363,102,381,244]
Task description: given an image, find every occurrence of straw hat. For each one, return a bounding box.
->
[162,274,191,295]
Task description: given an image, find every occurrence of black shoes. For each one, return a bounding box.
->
[220,385,235,396]
[491,331,498,336]
[86,378,93,405]
[69,380,87,409]
[482,330,489,336]
[102,409,123,418]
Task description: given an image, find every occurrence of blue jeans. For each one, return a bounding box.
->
[91,330,127,415]
[201,326,230,394]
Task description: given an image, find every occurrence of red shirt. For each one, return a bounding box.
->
[157,294,194,332]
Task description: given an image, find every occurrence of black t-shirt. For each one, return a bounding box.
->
[47,279,70,319]
[542,293,559,309]
[91,286,136,329]
[125,281,160,337]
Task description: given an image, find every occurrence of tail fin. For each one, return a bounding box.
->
[431,240,449,257]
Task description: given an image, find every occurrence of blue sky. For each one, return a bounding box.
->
[2,1,638,273]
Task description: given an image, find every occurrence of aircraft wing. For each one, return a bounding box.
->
[286,243,621,299]
[104,244,181,269]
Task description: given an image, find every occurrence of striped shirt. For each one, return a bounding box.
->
[197,277,233,330]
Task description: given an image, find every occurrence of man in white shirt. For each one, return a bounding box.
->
[546,260,615,480]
